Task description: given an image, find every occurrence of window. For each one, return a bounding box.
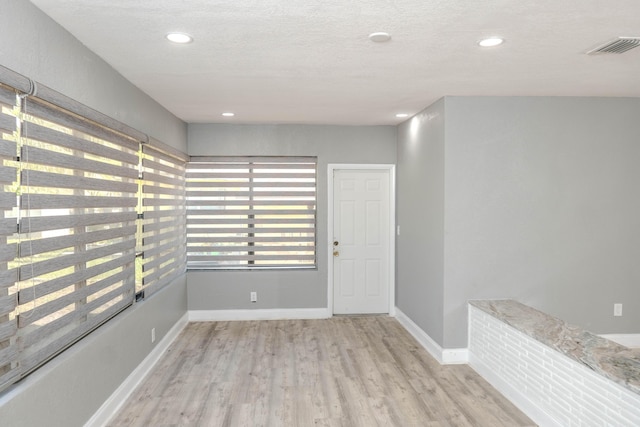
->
[0,84,19,391]
[0,76,187,393]
[12,94,139,378]
[186,156,317,269]
[138,143,187,297]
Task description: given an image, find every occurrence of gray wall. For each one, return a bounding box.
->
[188,124,397,310]
[0,278,186,427]
[396,99,446,344]
[444,96,640,347]
[0,0,187,151]
[0,1,188,425]
[398,96,640,349]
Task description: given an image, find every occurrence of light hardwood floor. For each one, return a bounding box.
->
[108,316,535,426]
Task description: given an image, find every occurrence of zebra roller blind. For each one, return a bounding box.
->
[14,94,138,378]
[139,143,187,296]
[186,156,317,269]
[0,84,19,391]
[0,66,188,393]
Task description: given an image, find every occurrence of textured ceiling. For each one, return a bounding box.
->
[29,0,640,125]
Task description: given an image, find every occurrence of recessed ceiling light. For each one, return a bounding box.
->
[395,113,409,118]
[369,32,391,43]
[478,37,504,47]
[166,33,193,44]
[221,112,235,117]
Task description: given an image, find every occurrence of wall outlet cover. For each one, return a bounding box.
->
[614,303,623,317]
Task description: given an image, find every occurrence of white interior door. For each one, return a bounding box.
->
[333,169,390,314]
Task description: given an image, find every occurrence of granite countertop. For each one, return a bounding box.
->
[469,299,640,396]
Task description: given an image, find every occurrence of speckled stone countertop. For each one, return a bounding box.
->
[469,299,640,395]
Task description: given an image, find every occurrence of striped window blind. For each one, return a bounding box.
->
[0,66,189,394]
[0,84,19,391]
[14,95,138,377]
[186,156,317,269]
[139,143,187,296]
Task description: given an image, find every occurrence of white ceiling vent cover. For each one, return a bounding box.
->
[587,37,640,54]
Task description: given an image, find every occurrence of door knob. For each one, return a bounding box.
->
[333,250,339,257]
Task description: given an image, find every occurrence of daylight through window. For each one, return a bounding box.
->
[186,156,317,269]
[0,79,187,393]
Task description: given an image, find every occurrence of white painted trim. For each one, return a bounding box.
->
[86,313,189,427]
[394,307,468,365]
[188,308,331,322]
[468,352,562,427]
[327,164,396,316]
[599,334,640,348]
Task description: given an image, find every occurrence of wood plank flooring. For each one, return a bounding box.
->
[108,316,536,427]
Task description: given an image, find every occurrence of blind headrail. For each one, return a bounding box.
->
[145,136,190,162]
[0,63,185,158]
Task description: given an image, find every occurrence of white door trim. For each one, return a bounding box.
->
[327,164,396,316]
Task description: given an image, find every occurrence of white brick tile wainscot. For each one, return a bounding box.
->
[468,300,640,427]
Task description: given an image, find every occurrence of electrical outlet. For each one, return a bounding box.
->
[614,303,623,317]
[250,291,257,303]
[151,327,156,343]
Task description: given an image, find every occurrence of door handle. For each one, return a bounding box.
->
[333,250,339,257]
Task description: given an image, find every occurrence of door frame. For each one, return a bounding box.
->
[327,164,396,316]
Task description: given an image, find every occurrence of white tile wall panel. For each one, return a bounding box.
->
[469,305,640,427]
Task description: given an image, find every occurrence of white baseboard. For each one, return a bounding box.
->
[188,307,331,322]
[85,313,189,427]
[599,334,640,348]
[394,307,468,365]
[468,352,561,427]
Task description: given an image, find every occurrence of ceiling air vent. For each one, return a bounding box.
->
[586,37,640,54]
